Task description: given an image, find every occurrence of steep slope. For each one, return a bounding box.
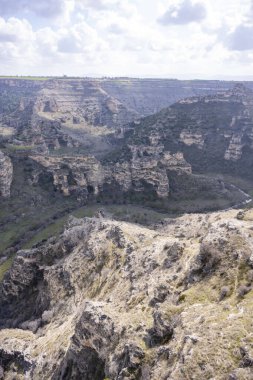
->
[1,210,253,379]
[1,78,253,156]
[27,146,242,212]
[119,84,253,180]
[100,78,239,117]
[0,152,80,258]
[0,150,13,198]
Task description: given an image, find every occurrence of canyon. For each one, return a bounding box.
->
[2,79,253,204]
[1,78,253,379]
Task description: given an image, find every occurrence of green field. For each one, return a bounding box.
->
[0,256,15,282]
[0,76,50,81]
[23,203,170,249]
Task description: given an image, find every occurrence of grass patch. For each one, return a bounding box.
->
[0,255,14,281]
[23,205,104,249]
[0,76,50,81]
[22,217,68,249]
[22,204,170,249]
[0,226,24,252]
[7,144,33,151]
[179,281,219,305]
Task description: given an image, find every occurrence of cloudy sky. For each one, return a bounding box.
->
[0,0,252,78]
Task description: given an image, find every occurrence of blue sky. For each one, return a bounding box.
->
[0,0,252,78]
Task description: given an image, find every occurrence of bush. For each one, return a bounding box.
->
[219,286,230,301]
[237,285,251,298]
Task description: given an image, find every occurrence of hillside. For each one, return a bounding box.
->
[113,84,253,178]
[0,78,252,156]
[1,209,253,379]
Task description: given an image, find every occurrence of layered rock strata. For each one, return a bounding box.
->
[124,84,253,180]
[29,145,192,200]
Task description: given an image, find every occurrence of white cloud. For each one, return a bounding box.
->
[0,0,252,78]
[158,0,206,25]
[0,0,75,19]
[76,0,137,15]
[0,17,36,67]
[57,21,108,54]
[0,17,34,42]
[226,24,253,51]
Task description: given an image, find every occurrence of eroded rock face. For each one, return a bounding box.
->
[1,210,253,379]
[224,134,243,161]
[179,130,205,149]
[27,144,193,200]
[33,80,139,130]
[30,155,104,198]
[125,84,253,180]
[2,80,253,200]
[105,146,192,198]
[0,151,13,197]
[1,78,252,158]
[3,77,201,156]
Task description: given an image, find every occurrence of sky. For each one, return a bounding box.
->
[0,0,252,79]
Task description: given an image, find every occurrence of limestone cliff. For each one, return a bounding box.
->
[33,79,138,130]
[27,135,234,205]
[28,147,192,200]
[30,155,104,198]
[122,84,253,180]
[1,78,251,156]
[2,81,251,215]
[1,209,253,379]
[105,146,192,198]
[0,151,13,197]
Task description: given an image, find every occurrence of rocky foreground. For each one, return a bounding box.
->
[1,209,253,379]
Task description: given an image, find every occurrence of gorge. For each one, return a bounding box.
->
[1,78,253,379]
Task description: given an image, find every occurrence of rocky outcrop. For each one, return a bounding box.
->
[179,130,204,149]
[122,84,253,180]
[28,146,192,200]
[0,151,13,197]
[27,138,234,203]
[1,209,253,379]
[106,147,192,198]
[30,155,104,198]
[34,80,139,130]
[224,134,243,161]
[1,78,252,156]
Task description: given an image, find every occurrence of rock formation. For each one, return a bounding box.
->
[1,209,253,379]
[0,151,13,198]
[1,78,251,155]
[104,146,192,198]
[30,155,104,198]
[2,79,253,181]
[28,147,210,201]
[122,84,253,180]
